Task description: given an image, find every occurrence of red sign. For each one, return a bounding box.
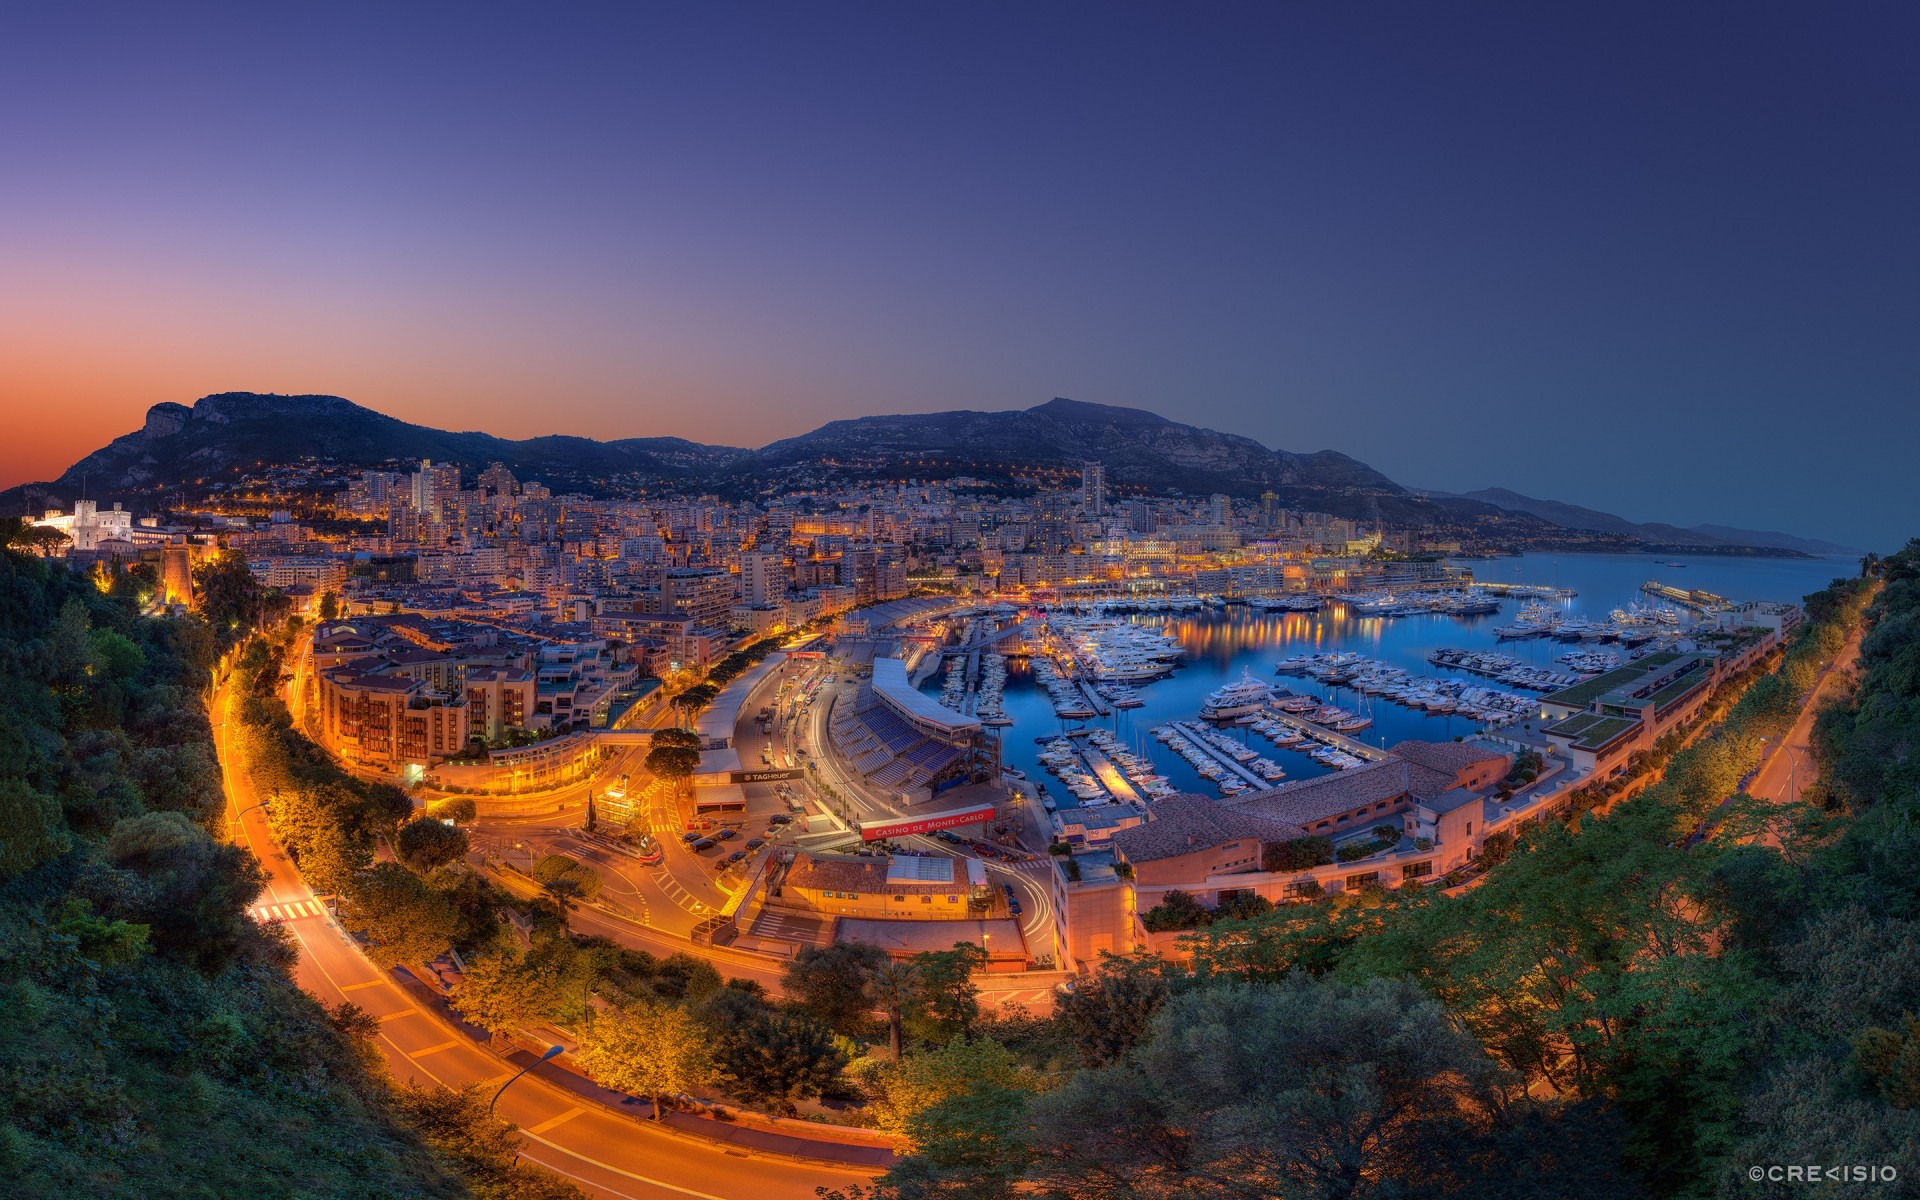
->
[859,802,996,842]
[788,650,826,659]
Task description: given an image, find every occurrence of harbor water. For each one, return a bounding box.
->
[925,552,1855,810]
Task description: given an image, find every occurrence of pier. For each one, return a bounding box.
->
[1078,746,1142,805]
[1263,711,1392,761]
[1641,580,1729,612]
[1076,680,1112,717]
[1169,722,1273,788]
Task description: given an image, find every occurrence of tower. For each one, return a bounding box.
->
[1081,461,1106,516]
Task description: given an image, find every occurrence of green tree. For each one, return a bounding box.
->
[318,590,339,621]
[870,960,920,1062]
[1263,836,1335,871]
[710,1004,847,1114]
[643,744,701,794]
[907,943,988,1044]
[396,815,469,874]
[785,941,888,1035]
[575,1001,712,1119]
[338,862,459,968]
[1140,888,1211,932]
[453,950,572,1038]
[868,1036,1035,1149]
[0,777,70,877]
[1057,953,1175,1067]
[1025,975,1510,1199]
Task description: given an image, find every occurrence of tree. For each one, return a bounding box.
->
[426,796,477,824]
[453,950,573,1038]
[785,941,887,1035]
[1057,953,1174,1068]
[387,1083,589,1199]
[192,550,272,642]
[651,727,701,749]
[338,862,459,968]
[1264,836,1335,872]
[868,1036,1035,1149]
[870,960,920,1061]
[644,744,701,794]
[532,854,602,901]
[711,1006,848,1114]
[318,590,339,621]
[584,791,597,833]
[0,776,70,877]
[575,1001,711,1119]
[396,815,469,874]
[907,943,987,1044]
[1141,888,1211,932]
[1025,975,1511,1199]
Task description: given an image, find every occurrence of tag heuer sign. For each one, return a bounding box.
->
[729,768,805,784]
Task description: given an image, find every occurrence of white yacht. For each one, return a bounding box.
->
[1199,669,1274,721]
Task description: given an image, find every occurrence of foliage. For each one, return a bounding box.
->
[1263,835,1334,871]
[338,862,460,969]
[906,943,988,1044]
[397,815,470,874]
[701,987,847,1113]
[866,1036,1037,1149]
[1056,953,1176,1068]
[1140,888,1211,932]
[531,854,602,901]
[784,941,888,1035]
[574,1001,711,1117]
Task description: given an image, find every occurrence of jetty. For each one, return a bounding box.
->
[1078,745,1142,805]
[1264,710,1391,762]
[1641,580,1729,612]
[1169,722,1272,789]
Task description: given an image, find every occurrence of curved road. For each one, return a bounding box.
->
[214,675,876,1200]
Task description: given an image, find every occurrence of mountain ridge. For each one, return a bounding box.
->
[1432,486,1858,557]
[2,392,1831,554]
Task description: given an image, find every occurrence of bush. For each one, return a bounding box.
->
[1335,841,1378,863]
[1141,890,1209,932]
[1264,836,1334,871]
[426,797,476,824]
[1370,824,1401,843]
[532,854,603,900]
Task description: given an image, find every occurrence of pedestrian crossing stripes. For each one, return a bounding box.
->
[250,899,327,923]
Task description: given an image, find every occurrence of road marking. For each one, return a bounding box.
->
[409,1039,463,1057]
[339,978,391,993]
[526,1106,586,1135]
[379,1008,424,1023]
[516,1129,785,1199]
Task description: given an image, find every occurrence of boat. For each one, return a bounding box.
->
[1199,669,1275,721]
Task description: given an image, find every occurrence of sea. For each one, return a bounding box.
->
[922,552,1856,809]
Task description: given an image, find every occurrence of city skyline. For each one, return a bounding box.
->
[3,4,1916,548]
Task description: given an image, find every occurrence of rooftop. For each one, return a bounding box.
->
[1110,792,1302,863]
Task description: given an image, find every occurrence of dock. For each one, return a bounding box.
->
[1078,746,1142,805]
[1641,580,1729,612]
[1263,710,1391,761]
[1169,722,1273,788]
[1076,680,1112,717]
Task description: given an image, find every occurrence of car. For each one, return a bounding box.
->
[714,827,738,841]
[768,814,793,825]
[722,850,746,866]
[680,831,704,844]
[1009,900,1023,917]
[691,837,717,852]
[935,830,962,844]
[745,837,764,849]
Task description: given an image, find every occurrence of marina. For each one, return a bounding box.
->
[926,551,1849,813]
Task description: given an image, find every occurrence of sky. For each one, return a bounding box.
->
[1,3,1914,549]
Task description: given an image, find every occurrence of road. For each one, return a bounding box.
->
[1749,619,1866,808]
[214,675,876,1200]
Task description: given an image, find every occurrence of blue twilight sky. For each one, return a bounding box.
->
[0,3,1914,549]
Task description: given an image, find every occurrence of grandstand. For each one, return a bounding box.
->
[829,684,985,798]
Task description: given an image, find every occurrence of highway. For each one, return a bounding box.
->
[214,674,877,1200]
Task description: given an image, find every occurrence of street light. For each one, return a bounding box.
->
[490,1043,564,1115]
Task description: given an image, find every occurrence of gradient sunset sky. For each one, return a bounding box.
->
[2,4,1914,548]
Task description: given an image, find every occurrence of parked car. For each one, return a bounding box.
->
[714,828,738,841]
[722,850,746,866]
[691,837,717,852]
[745,838,765,849]
[768,814,793,825]
[680,831,703,844]
[935,830,963,845]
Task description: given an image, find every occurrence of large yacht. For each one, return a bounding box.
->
[1199,669,1275,721]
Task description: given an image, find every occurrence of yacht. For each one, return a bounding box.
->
[1199,669,1275,721]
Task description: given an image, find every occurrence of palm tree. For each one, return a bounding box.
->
[868,960,920,1062]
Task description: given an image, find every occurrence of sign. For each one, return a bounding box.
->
[788,650,826,659]
[859,802,997,842]
[730,768,805,784]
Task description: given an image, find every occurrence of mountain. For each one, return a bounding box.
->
[2,392,1820,554]
[1441,487,1852,557]
[37,391,751,498]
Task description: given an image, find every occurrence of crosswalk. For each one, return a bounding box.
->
[250,898,328,923]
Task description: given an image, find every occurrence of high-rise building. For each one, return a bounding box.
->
[738,551,785,607]
[1209,493,1231,527]
[1260,491,1280,529]
[1080,461,1107,515]
[477,462,518,497]
[663,567,732,627]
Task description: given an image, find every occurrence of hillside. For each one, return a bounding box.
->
[1,392,1814,551]
[1443,487,1835,557]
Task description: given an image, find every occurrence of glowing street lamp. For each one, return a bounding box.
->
[490,1044,565,1115]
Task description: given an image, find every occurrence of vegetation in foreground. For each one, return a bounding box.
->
[0,533,579,1197]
